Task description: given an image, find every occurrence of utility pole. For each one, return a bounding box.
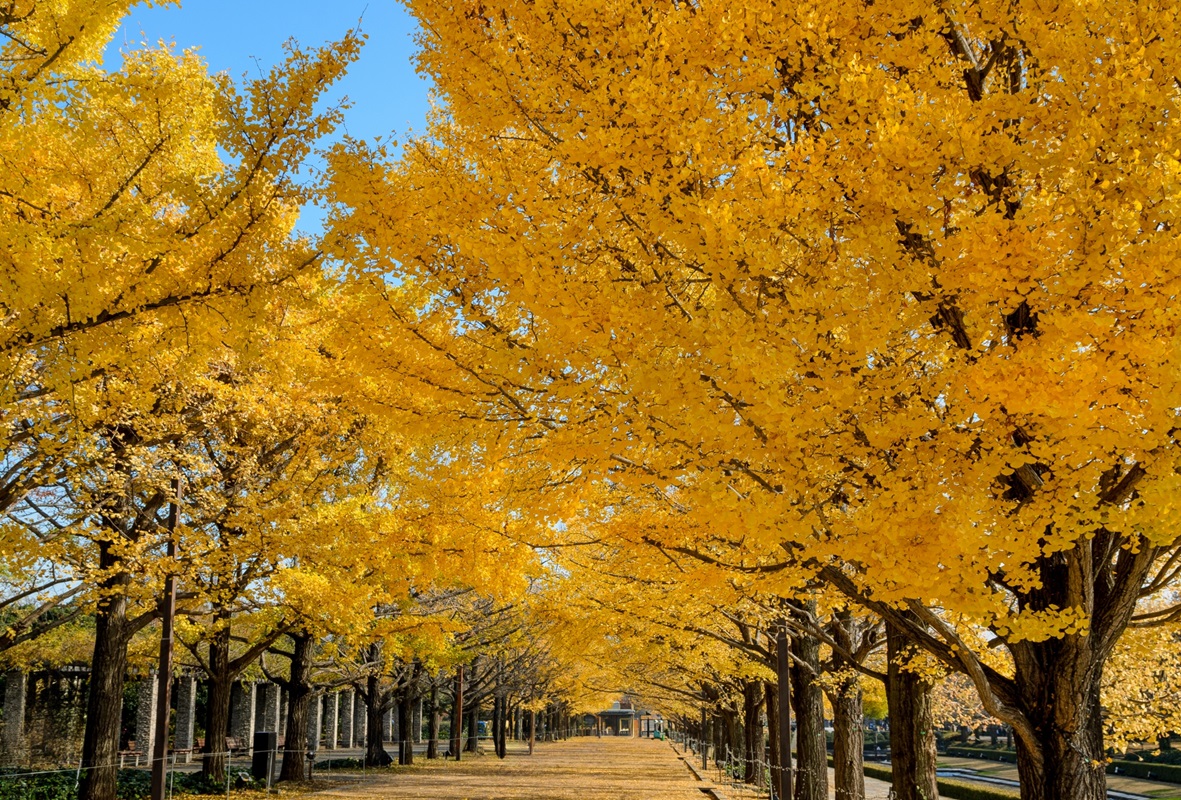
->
[151,478,183,800]
[776,623,793,800]
[700,688,708,771]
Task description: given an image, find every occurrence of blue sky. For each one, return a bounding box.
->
[111,1,433,230]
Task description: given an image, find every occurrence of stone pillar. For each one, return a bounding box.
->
[279,689,289,735]
[259,683,281,733]
[1,671,27,766]
[175,676,198,762]
[230,681,257,753]
[337,690,354,748]
[135,673,158,766]
[50,676,86,762]
[323,693,339,750]
[307,694,323,752]
[413,698,423,743]
[381,707,393,743]
[353,692,367,747]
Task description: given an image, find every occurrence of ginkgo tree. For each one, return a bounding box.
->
[0,0,359,517]
[327,1,1181,798]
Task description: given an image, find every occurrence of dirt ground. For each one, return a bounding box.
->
[309,738,713,799]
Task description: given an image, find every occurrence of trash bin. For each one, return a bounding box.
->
[251,731,278,784]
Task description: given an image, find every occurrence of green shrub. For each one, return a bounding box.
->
[938,778,1020,800]
[948,745,1181,785]
[312,756,366,771]
[855,756,1018,800]
[1118,747,1181,766]
[863,761,892,782]
[0,770,76,800]
[947,746,1018,764]
[0,768,242,800]
[1106,759,1181,784]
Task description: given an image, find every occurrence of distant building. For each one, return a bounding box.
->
[588,697,667,738]
[638,710,666,738]
[598,698,635,736]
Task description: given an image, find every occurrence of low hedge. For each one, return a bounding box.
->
[937,779,1020,800]
[947,746,1017,763]
[947,744,1181,784]
[848,758,1018,800]
[1106,759,1181,783]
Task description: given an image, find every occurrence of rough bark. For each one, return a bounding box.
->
[79,542,130,800]
[765,681,781,799]
[201,617,232,781]
[742,679,764,785]
[466,703,480,752]
[492,693,506,758]
[827,656,865,800]
[886,621,939,800]
[398,688,415,765]
[465,660,479,752]
[503,697,511,754]
[364,670,392,767]
[279,632,315,781]
[1011,636,1106,800]
[449,666,463,759]
[427,682,440,759]
[790,625,828,800]
[723,705,740,766]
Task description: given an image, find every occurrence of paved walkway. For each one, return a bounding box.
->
[716,765,892,800]
[312,738,712,799]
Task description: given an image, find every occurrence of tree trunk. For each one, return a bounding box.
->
[280,632,316,781]
[492,693,505,758]
[201,617,232,781]
[365,671,392,767]
[1010,636,1106,800]
[499,696,509,757]
[450,666,463,760]
[491,693,501,755]
[828,658,865,800]
[427,682,440,759]
[791,624,828,800]
[398,688,415,765]
[742,679,764,785]
[723,705,740,767]
[79,542,130,800]
[765,681,781,799]
[466,703,480,752]
[886,621,939,800]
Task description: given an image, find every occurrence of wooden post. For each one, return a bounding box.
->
[776,624,793,800]
[700,697,708,771]
[150,478,183,800]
